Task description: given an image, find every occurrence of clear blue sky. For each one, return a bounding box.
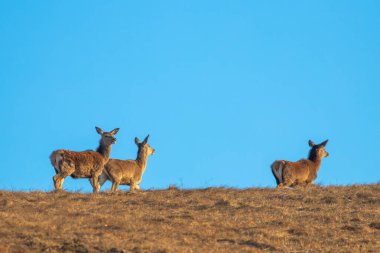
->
[1,1,379,191]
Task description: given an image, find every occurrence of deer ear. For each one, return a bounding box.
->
[95,127,103,135]
[321,140,328,147]
[110,128,120,135]
[135,137,140,145]
[308,140,315,147]
[143,135,150,144]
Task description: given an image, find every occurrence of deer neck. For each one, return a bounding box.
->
[136,149,149,172]
[96,141,112,162]
[308,153,323,172]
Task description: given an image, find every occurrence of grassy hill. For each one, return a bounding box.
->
[0,184,379,252]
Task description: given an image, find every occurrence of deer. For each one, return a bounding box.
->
[98,135,155,192]
[271,140,329,188]
[50,127,119,192]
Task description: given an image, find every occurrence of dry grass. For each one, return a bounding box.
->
[0,184,379,252]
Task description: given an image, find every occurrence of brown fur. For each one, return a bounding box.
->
[99,135,155,192]
[271,160,286,185]
[272,140,329,188]
[50,127,119,192]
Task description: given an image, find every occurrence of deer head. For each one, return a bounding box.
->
[135,135,155,156]
[308,139,329,158]
[96,127,119,146]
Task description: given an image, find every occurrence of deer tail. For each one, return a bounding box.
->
[50,150,64,174]
[271,160,285,186]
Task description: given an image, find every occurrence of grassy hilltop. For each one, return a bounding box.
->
[0,184,379,253]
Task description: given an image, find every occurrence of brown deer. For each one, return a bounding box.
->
[271,140,329,188]
[50,127,119,192]
[99,135,155,192]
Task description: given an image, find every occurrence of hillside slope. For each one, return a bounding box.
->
[0,184,379,252]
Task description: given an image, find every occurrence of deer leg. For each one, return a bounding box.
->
[55,176,68,189]
[277,182,290,188]
[280,176,294,188]
[131,184,141,191]
[279,168,297,188]
[94,177,100,193]
[53,173,70,190]
[89,178,95,192]
[89,176,100,193]
[292,181,305,188]
[130,177,139,191]
[53,163,63,190]
[305,180,314,187]
[111,181,120,192]
[53,175,62,190]
[53,161,74,190]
